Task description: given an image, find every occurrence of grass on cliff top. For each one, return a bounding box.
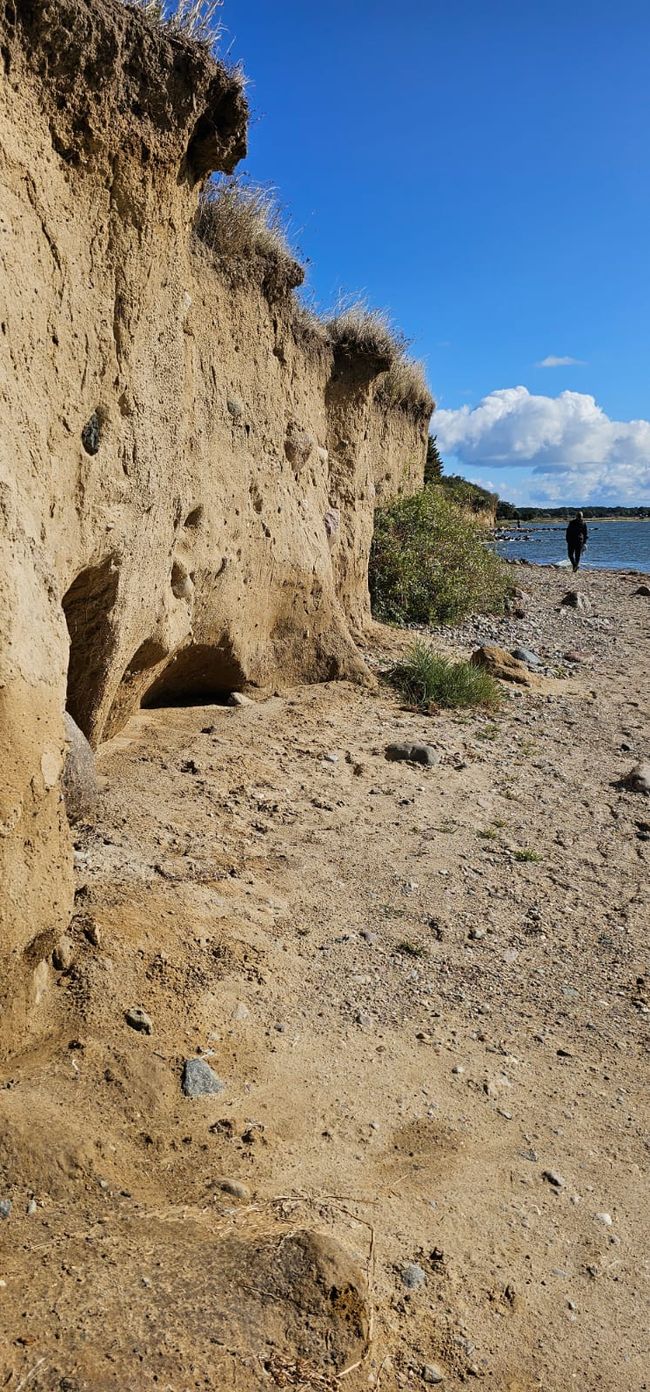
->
[195,178,304,298]
[369,484,509,626]
[376,358,435,418]
[127,0,224,49]
[326,300,407,366]
[390,641,501,711]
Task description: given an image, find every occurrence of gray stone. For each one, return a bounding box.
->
[62,712,99,824]
[542,1169,565,1188]
[231,1001,250,1022]
[511,648,540,666]
[401,1262,426,1290]
[634,583,650,596]
[52,935,75,971]
[125,1007,153,1035]
[226,397,243,420]
[423,1366,445,1385]
[385,743,439,767]
[228,691,253,707]
[0,1199,11,1219]
[560,590,591,613]
[619,761,650,795]
[182,1057,225,1099]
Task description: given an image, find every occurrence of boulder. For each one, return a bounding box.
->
[385,743,439,766]
[470,646,538,686]
[511,648,541,667]
[62,713,100,824]
[182,1058,225,1099]
[560,591,592,613]
[618,762,650,796]
[634,583,650,596]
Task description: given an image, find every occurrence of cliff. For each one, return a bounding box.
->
[0,0,431,1028]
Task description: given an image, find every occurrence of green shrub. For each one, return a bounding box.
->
[369,485,509,625]
[390,641,501,711]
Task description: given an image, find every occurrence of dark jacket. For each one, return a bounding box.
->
[566,518,588,548]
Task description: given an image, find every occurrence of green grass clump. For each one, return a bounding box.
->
[514,848,543,863]
[397,940,427,958]
[390,641,501,712]
[369,484,509,626]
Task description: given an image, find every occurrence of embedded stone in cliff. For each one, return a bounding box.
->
[81,411,101,456]
[62,713,99,825]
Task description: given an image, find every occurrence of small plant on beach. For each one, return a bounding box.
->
[397,940,427,958]
[477,827,497,841]
[514,848,543,863]
[390,641,501,712]
[369,484,509,626]
[476,722,499,741]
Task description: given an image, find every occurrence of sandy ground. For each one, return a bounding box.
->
[0,566,648,1391]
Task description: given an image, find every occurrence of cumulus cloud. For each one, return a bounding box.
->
[537,355,585,368]
[435,387,650,502]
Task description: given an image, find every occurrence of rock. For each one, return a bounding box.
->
[0,1199,11,1219]
[52,935,75,971]
[361,930,378,945]
[542,1169,565,1189]
[385,743,439,766]
[228,691,253,707]
[231,1001,250,1022]
[563,650,586,663]
[468,927,486,941]
[182,1058,225,1099]
[595,1212,613,1226]
[511,648,541,666]
[619,762,650,795]
[355,1010,372,1029]
[226,396,243,420]
[401,1263,426,1290]
[217,1179,251,1200]
[423,1365,445,1385]
[125,1007,153,1035]
[81,411,101,455]
[324,507,340,542]
[560,590,592,613]
[634,583,650,596]
[62,712,100,824]
[470,645,537,686]
[83,918,101,947]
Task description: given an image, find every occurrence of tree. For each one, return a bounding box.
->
[425,434,443,483]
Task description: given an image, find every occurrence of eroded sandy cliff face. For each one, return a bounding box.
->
[0,0,430,1026]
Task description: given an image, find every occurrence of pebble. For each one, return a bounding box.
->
[228,691,253,708]
[361,930,378,945]
[595,1211,613,1226]
[511,648,541,666]
[468,927,486,941]
[401,1263,426,1290]
[26,1199,37,1215]
[355,1010,373,1029]
[452,1065,464,1075]
[0,1200,12,1219]
[385,743,439,767]
[125,1007,153,1035]
[620,761,650,795]
[181,1058,225,1099]
[217,1179,251,1201]
[52,936,75,971]
[422,1366,445,1385]
[542,1169,565,1189]
[231,1002,250,1022]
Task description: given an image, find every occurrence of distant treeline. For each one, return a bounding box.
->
[496,503,650,521]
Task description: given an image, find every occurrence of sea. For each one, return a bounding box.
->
[494,518,650,573]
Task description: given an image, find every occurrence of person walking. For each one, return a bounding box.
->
[565,511,588,572]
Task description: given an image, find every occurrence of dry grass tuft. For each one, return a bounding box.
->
[326,299,407,366]
[125,0,223,50]
[376,358,434,418]
[195,178,304,299]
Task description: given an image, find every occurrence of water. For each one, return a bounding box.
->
[494,518,650,573]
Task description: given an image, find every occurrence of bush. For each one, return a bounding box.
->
[326,300,406,365]
[369,485,509,625]
[390,641,501,711]
[438,474,498,517]
[376,359,435,418]
[195,178,303,298]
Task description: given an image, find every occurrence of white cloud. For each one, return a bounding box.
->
[435,387,650,502]
[537,355,585,368]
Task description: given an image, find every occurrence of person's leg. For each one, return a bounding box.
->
[574,545,582,572]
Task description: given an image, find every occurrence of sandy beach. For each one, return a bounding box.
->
[1,566,648,1390]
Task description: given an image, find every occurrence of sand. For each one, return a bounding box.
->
[0,566,648,1390]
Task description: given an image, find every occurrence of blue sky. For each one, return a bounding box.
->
[217,0,650,504]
